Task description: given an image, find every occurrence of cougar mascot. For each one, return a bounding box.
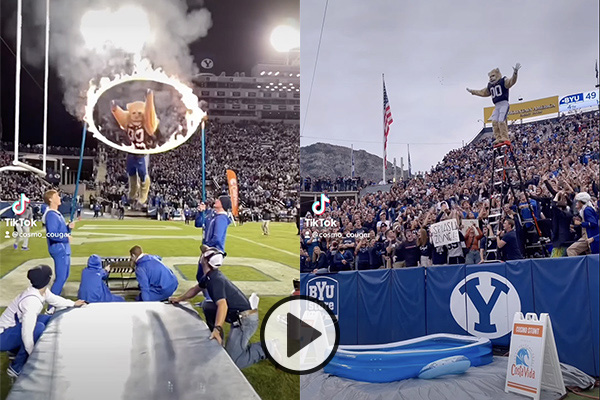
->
[111,89,159,206]
[467,63,521,146]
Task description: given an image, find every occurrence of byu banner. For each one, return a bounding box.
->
[429,219,459,246]
[302,271,358,344]
[301,255,599,376]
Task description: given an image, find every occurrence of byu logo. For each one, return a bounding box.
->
[12,193,30,216]
[306,276,338,318]
[201,58,214,69]
[311,193,330,215]
[450,272,521,339]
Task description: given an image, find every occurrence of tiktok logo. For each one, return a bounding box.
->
[311,194,330,216]
[11,193,30,216]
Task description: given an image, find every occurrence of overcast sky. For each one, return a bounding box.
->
[300,0,599,174]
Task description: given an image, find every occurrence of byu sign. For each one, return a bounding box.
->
[306,276,339,318]
[450,271,521,340]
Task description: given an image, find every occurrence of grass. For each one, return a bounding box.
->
[0,220,299,400]
[176,264,274,281]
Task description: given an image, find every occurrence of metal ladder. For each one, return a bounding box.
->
[485,142,549,260]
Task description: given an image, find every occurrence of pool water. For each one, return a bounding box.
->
[324,334,493,383]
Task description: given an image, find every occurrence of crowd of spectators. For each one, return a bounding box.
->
[301,110,599,273]
[0,150,54,202]
[1,142,96,157]
[302,176,370,192]
[96,120,299,219]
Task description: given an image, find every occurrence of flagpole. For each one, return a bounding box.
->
[351,144,354,178]
[382,73,385,183]
[407,143,411,178]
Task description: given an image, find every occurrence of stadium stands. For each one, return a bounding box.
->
[300,110,599,272]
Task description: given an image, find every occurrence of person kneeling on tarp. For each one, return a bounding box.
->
[170,246,268,369]
[130,245,178,301]
[0,265,86,378]
[78,255,125,303]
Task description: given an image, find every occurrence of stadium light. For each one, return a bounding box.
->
[257,85,261,88]
[289,73,293,77]
[279,83,283,86]
[260,71,265,75]
[80,5,153,54]
[270,25,299,52]
[275,71,280,76]
[296,73,300,77]
[267,71,272,76]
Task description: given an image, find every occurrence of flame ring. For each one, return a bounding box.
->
[84,69,205,155]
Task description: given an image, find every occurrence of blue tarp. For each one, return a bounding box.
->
[301,255,599,377]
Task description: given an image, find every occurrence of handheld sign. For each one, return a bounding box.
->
[505,313,565,400]
[430,219,460,247]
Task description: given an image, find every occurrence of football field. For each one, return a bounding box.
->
[0,219,300,400]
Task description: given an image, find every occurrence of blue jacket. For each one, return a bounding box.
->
[581,207,599,254]
[42,209,71,256]
[135,255,178,301]
[78,255,124,303]
[203,212,230,252]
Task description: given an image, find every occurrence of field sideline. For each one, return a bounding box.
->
[0,219,300,400]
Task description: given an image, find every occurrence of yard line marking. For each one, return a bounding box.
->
[228,234,299,257]
[0,256,297,306]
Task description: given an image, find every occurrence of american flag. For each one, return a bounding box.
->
[383,77,393,169]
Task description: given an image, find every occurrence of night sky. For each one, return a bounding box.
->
[0,0,299,147]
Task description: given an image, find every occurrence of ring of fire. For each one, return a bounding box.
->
[84,59,206,155]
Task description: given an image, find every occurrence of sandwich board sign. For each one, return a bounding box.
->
[505,312,565,400]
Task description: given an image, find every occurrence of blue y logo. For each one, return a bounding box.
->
[311,193,330,215]
[459,277,509,333]
[11,193,30,216]
[450,271,521,339]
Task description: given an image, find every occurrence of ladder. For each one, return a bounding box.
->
[485,142,549,260]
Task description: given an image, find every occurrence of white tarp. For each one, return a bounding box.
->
[7,302,260,400]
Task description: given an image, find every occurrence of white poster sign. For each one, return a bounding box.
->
[461,219,479,236]
[430,219,460,247]
[505,313,565,400]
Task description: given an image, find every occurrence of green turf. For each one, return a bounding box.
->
[176,264,274,281]
[0,220,299,400]
[66,265,86,282]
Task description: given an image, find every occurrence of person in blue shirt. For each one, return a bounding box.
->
[196,196,232,253]
[497,219,523,261]
[41,190,74,300]
[332,246,354,272]
[355,238,371,270]
[518,193,540,230]
[78,255,125,303]
[195,201,213,237]
[567,192,599,255]
[303,231,319,258]
[130,246,178,301]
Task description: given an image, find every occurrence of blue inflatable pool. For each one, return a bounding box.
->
[324,334,493,383]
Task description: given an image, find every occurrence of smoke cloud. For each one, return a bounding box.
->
[7,0,212,118]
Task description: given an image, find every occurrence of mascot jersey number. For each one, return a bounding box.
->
[467,63,521,145]
[111,89,159,205]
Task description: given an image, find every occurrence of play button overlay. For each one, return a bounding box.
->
[287,313,322,357]
[260,295,339,375]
